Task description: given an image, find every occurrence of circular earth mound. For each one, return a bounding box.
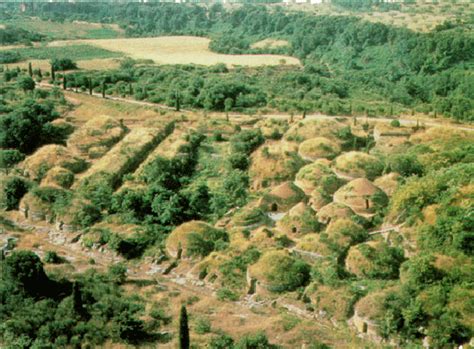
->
[248,249,310,293]
[295,160,343,196]
[316,202,355,224]
[298,137,341,161]
[333,151,384,181]
[333,178,387,216]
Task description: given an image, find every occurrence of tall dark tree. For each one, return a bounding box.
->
[175,90,181,112]
[28,62,32,77]
[101,81,106,98]
[179,305,190,349]
[88,78,93,95]
[63,75,67,90]
[51,64,55,82]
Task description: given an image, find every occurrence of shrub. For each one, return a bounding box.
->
[43,250,66,264]
[51,58,77,71]
[0,177,30,210]
[216,288,239,301]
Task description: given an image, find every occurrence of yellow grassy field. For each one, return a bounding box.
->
[251,38,290,49]
[49,36,301,67]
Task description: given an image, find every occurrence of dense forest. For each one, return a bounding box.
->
[1,3,472,120]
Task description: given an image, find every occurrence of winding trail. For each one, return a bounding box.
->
[38,82,474,132]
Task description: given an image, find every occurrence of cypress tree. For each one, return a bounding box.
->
[88,78,92,95]
[175,91,181,112]
[37,68,42,79]
[63,75,67,90]
[302,108,306,119]
[28,62,32,77]
[129,83,133,96]
[51,64,55,82]
[179,305,190,349]
[101,81,106,98]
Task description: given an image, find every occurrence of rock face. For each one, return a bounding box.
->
[333,178,386,216]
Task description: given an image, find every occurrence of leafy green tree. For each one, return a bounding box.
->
[0,176,29,210]
[0,149,25,174]
[18,75,35,92]
[108,263,127,285]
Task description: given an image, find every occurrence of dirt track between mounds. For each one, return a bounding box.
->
[38,82,474,132]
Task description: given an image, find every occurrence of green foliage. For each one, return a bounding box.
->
[0,149,25,174]
[0,177,30,210]
[388,154,424,177]
[186,228,229,258]
[216,288,239,302]
[3,44,122,62]
[51,58,77,71]
[0,25,44,45]
[17,75,35,92]
[108,263,127,285]
[43,250,66,264]
[1,251,161,346]
[0,98,61,154]
[194,316,211,335]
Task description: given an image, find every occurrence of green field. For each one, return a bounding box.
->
[1,18,122,40]
[3,44,123,61]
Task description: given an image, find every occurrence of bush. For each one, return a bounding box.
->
[51,58,77,71]
[0,177,30,210]
[43,250,66,264]
[216,288,239,301]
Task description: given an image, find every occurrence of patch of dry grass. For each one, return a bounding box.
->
[49,36,301,67]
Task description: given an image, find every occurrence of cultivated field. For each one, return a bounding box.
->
[50,36,301,67]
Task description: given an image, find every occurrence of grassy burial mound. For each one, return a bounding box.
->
[294,160,342,196]
[316,202,355,225]
[276,202,320,236]
[20,145,87,181]
[247,249,310,294]
[345,240,404,280]
[254,119,289,139]
[373,172,400,197]
[258,181,306,213]
[284,119,345,143]
[296,218,367,258]
[230,205,272,228]
[295,233,333,258]
[308,188,332,211]
[165,220,228,259]
[75,122,174,190]
[67,115,127,159]
[298,137,341,161]
[352,287,399,339]
[333,151,384,181]
[40,166,74,189]
[249,141,305,191]
[333,178,387,217]
[307,284,355,321]
[66,37,301,67]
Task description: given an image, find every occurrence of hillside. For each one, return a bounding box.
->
[0,3,473,349]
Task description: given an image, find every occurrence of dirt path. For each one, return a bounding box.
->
[38,82,474,132]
